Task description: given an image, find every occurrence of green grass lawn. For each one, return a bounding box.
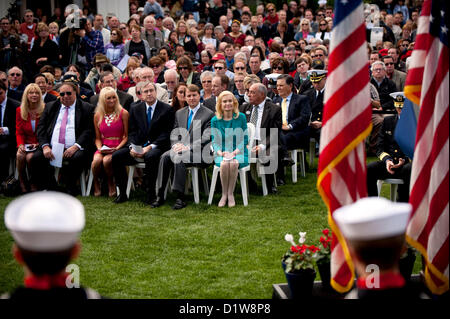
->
[0,160,422,298]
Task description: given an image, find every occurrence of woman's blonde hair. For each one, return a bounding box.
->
[95,87,122,126]
[20,83,44,121]
[215,91,239,120]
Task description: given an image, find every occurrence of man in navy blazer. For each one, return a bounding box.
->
[0,81,20,184]
[112,81,175,204]
[273,75,311,184]
[31,81,94,195]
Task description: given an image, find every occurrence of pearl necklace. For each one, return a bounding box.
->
[104,112,116,126]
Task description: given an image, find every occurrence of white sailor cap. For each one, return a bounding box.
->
[334,197,412,241]
[4,192,85,252]
[307,69,327,83]
[265,73,282,81]
[389,92,406,108]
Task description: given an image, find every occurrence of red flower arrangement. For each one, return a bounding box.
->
[316,229,332,266]
[283,233,321,273]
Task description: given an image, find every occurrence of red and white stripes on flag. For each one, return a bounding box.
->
[405,0,449,295]
[317,0,372,293]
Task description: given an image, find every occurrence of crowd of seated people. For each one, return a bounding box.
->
[0,0,419,205]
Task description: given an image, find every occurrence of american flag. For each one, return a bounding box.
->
[317,0,371,293]
[405,0,449,295]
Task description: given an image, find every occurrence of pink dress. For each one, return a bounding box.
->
[95,109,125,154]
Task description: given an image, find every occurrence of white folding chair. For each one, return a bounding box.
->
[377,178,404,202]
[289,148,306,183]
[185,166,209,204]
[54,165,87,196]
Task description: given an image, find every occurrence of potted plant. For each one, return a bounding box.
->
[282,232,319,298]
[315,229,332,290]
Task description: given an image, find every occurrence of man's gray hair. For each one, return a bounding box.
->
[283,46,296,54]
[253,83,267,96]
[234,52,247,63]
[200,71,214,82]
[371,60,386,71]
[164,69,179,81]
[214,26,225,33]
[137,81,155,93]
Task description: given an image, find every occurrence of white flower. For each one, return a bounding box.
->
[284,234,296,246]
[299,232,307,244]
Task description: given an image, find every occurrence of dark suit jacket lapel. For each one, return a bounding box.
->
[49,100,62,134]
[261,101,271,128]
[137,102,148,132]
[74,100,82,136]
[149,101,162,132]
[180,107,189,130]
[288,94,298,122]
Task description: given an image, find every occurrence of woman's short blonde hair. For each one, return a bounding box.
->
[20,83,45,121]
[36,22,49,33]
[215,91,239,119]
[95,87,123,126]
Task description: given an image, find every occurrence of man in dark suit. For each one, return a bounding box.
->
[153,84,214,209]
[304,69,327,143]
[273,75,311,184]
[30,81,94,195]
[240,83,282,194]
[367,93,411,202]
[34,73,57,104]
[203,74,229,112]
[0,81,20,183]
[112,81,175,204]
[89,71,134,111]
[7,66,26,102]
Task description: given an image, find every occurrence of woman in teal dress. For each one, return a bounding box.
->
[211,91,249,207]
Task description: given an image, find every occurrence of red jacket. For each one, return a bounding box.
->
[19,22,36,50]
[16,107,39,146]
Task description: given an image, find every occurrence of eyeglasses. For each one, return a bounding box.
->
[301,24,309,26]
[214,66,224,70]
[316,54,324,57]
[235,66,245,70]
[178,66,188,70]
[9,73,21,77]
[1,22,9,25]
[150,64,160,68]
[385,62,394,65]
[111,33,118,35]
[273,66,284,70]
[59,91,73,96]
[320,24,327,26]
[0,78,7,82]
[268,9,274,12]
[235,80,244,83]
[202,80,212,83]
[25,15,33,18]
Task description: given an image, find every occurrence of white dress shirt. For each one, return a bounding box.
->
[252,100,267,151]
[51,101,77,149]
